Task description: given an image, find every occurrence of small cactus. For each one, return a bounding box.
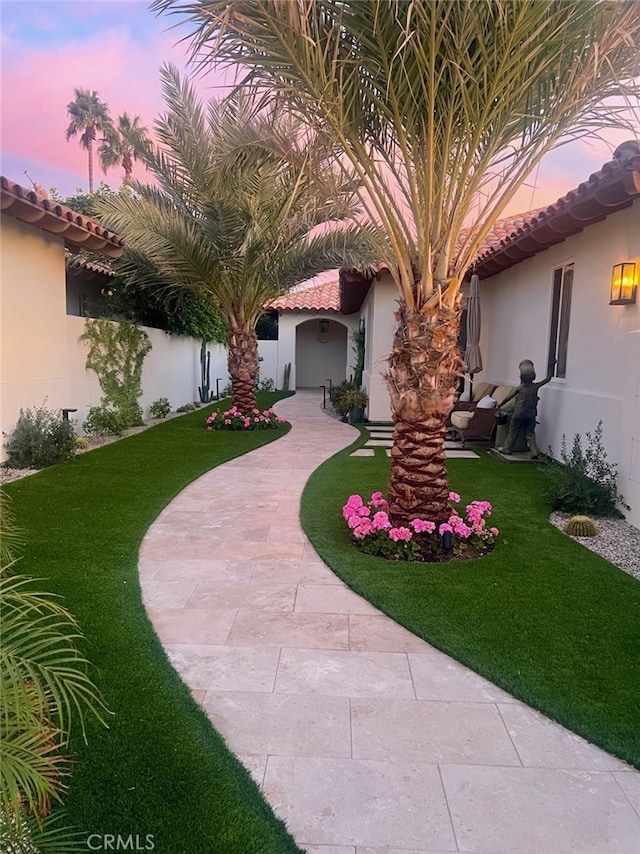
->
[564,515,598,537]
[75,436,89,450]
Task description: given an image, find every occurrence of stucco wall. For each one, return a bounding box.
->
[295,318,348,387]
[479,200,640,527]
[257,340,278,388]
[1,218,70,447]
[0,213,230,457]
[276,311,359,390]
[63,319,228,434]
[362,275,397,422]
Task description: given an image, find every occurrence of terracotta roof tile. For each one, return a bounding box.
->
[475,152,640,276]
[269,280,340,311]
[1,176,124,258]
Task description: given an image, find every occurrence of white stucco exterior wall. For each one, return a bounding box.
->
[479,200,640,527]
[275,311,359,390]
[0,213,229,456]
[65,318,228,433]
[362,274,397,422]
[257,340,278,388]
[1,218,71,445]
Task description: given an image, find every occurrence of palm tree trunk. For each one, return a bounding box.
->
[387,297,462,527]
[88,136,95,194]
[123,151,133,183]
[227,325,258,413]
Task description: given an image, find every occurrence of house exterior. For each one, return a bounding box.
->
[269,280,363,390]
[475,154,640,529]
[1,177,123,453]
[268,150,640,528]
[0,177,228,457]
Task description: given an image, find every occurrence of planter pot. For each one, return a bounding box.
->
[348,406,365,425]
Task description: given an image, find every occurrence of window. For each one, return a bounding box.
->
[547,263,573,378]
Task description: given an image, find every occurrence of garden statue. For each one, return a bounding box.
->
[497,359,555,458]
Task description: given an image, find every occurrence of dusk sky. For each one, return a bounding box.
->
[1,0,637,214]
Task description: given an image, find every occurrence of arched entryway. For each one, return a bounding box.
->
[295,318,348,387]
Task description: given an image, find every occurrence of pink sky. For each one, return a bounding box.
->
[0,1,636,213]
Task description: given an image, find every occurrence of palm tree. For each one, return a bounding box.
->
[94,64,377,413]
[65,88,113,193]
[99,112,152,184]
[153,0,640,525]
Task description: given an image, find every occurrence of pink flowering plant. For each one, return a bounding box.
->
[205,405,286,431]
[342,491,499,562]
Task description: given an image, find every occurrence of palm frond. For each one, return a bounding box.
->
[153,0,640,307]
[93,65,377,336]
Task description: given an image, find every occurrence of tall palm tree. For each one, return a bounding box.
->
[95,64,377,413]
[153,0,640,525]
[65,88,113,193]
[99,112,152,184]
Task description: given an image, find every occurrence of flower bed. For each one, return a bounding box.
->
[206,405,286,431]
[343,491,499,561]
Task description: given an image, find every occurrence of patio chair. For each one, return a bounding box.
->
[449,384,516,447]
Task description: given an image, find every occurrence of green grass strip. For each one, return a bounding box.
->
[4,392,302,854]
[301,434,640,768]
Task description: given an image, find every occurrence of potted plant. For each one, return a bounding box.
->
[340,388,369,424]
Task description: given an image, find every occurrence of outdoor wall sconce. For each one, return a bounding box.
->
[319,319,330,334]
[609,262,637,305]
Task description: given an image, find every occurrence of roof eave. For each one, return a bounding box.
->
[1,177,124,258]
[475,161,640,280]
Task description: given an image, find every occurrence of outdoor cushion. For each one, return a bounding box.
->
[471,381,495,402]
[451,410,475,429]
[458,390,471,402]
[476,394,497,409]
[492,385,516,406]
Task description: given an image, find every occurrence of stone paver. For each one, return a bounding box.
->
[139,390,640,853]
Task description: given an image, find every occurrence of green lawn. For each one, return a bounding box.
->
[300,434,640,769]
[4,393,302,854]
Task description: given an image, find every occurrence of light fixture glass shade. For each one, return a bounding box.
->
[319,319,330,333]
[610,262,637,305]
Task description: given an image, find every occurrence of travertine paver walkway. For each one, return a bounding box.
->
[139,390,640,854]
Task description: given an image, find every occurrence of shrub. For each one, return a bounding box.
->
[80,319,151,430]
[177,402,196,413]
[329,380,357,416]
[83,406,128,436]
[4,405,76,469]
[149,398,171,419]
[75,436,89,450]
[545,422,629,517]
[259,378,275,392]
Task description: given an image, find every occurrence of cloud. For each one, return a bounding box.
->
[0,5,229,194]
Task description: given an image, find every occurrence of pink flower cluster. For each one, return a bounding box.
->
[438,495,498,540]
[205,405,286,432]
[342,489,499,560]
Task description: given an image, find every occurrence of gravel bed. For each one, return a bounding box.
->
[550,511,640,581]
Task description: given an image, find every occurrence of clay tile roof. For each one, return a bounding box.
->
[66,251,116,277]
[475,151,640,278]
[1,176,124,258]
[269,280,340,311]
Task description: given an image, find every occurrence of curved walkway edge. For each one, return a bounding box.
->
[139,390,640,854]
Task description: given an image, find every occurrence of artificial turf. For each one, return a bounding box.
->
[3,392,303,854]
[300,432,640,769]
